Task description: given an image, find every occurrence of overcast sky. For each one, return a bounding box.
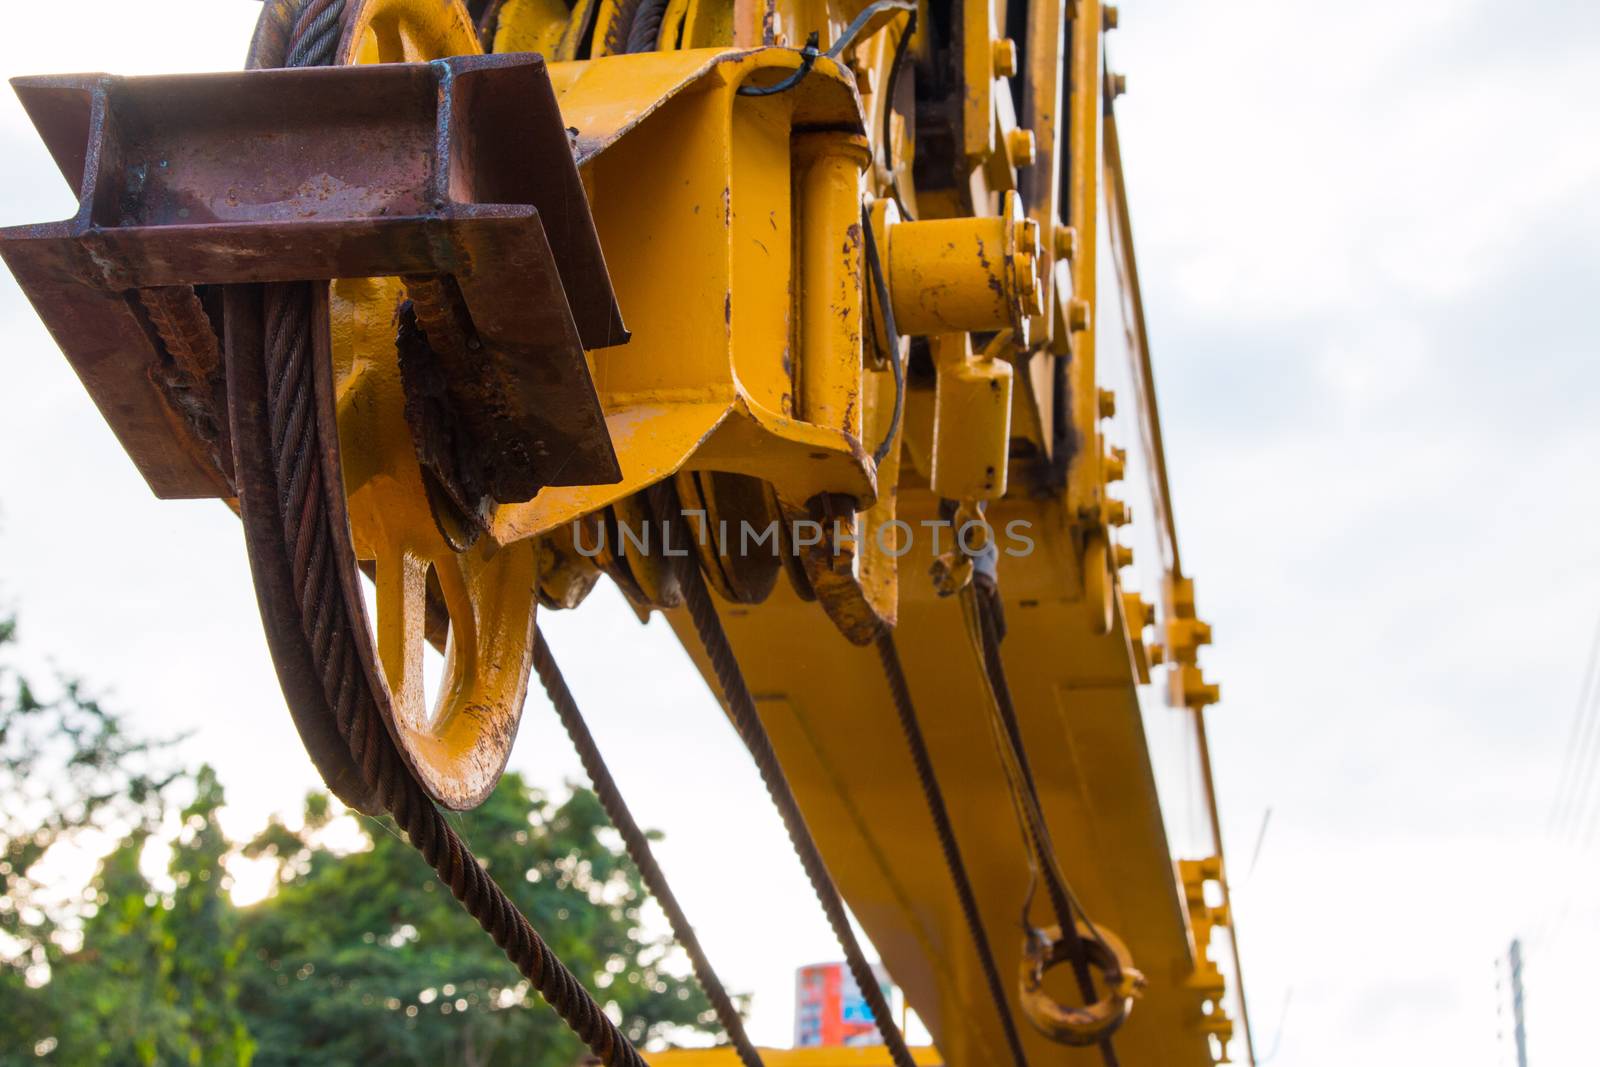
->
[2,1,1597,1064]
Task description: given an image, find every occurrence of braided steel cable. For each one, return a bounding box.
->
[964,581,1120,1067]
[231,282,647,1067]
[224,6,652,1065]
[875,634,1031,1067]
[623,0,669,53]
[533,632,765,1067]
[968,581,1079,937]
[285,0,346,67]
[676,552,917,1067]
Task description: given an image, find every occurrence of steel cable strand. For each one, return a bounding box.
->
[965,583,1120,1067]
[875,634,1031,1067]
[623,0,669,54]
[532,631,766,1067]
[676,553,917,1067]
[969,584,1078,937]
[228,4,654,1061]
[250,280,645,1067]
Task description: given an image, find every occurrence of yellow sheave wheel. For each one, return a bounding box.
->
[325,0,539,810]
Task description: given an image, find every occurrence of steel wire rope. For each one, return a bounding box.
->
[956,570,1121,1067]
[672,514,919,1067]
[532,631,765,1067]
[861,202,904,467]
[875,634,1033,1067]
[228,5,652,1063]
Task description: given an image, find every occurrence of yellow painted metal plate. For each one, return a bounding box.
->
[668,490,1212,1067]
[328,0,539,810]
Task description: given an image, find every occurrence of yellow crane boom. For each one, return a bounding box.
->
[0,0,1246,1062]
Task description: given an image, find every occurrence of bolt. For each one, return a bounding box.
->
[1195,620,1213,646]
[1148,642,1166,666]
[1097,387,1116,419]
[1054,224,1079,264]
[1014,253,1037,297]
[1007,127,1037,168]
[993,38,1019,78]
[1018,218,1042,259]
[1069,298,1092,333]
[1105,498,1130,526]
[1103,4,1119,30]
[1110,72,1128,98]
[1104,445,1126,482]
[1113,542,1134,569]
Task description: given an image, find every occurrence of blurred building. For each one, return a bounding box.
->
[794,962,894,1048]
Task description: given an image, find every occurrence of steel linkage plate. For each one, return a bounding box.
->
[0,53,624,500]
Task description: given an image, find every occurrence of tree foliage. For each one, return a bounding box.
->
[0,614,188,1063]
[239,777,714,1067]
[0,615,717,1064]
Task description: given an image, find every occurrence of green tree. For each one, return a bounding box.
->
[23,765,253,1067]
[238,775,715,1067]
[1,609,718,1065]
[0,614,177,1061]
[48,829,185,1065]
[165,766,254,1064]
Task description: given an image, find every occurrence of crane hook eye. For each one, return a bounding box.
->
[1018,922,1147,1047]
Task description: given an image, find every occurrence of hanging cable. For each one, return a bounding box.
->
[955,540,1122,1067]
[861,202,904,467]
[225,6,652,1064]
[877,6,918,221]
[737,0,916,97]
[831,0,917,60]
[876,634,1032,1067]
[737,32,821,97]
[534,632,765,1067]
[673,510,918,1067]
[1547,610,1600,838]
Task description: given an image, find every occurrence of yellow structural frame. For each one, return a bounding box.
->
[294,0,1242,1062]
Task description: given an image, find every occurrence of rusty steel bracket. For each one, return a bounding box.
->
[0,53,625,501]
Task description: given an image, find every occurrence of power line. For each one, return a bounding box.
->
[1547,611,1600,838]
[1530,604,1600,948]
[1246,806,1273,881]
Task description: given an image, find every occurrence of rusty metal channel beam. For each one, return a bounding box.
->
[0,53,624,500]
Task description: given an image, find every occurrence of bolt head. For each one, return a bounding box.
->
[1103,4,1119,30]
[993,38,1019,78]
[1097,387,1116,418]
[1070,298,1092,333]
[1111,72,1128,97]
[1053,224,1079,264]
[1019,218,1042,258]
[1104,446,1126,482]
[1015,253,1037,296]
[1007,127,1037,168]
